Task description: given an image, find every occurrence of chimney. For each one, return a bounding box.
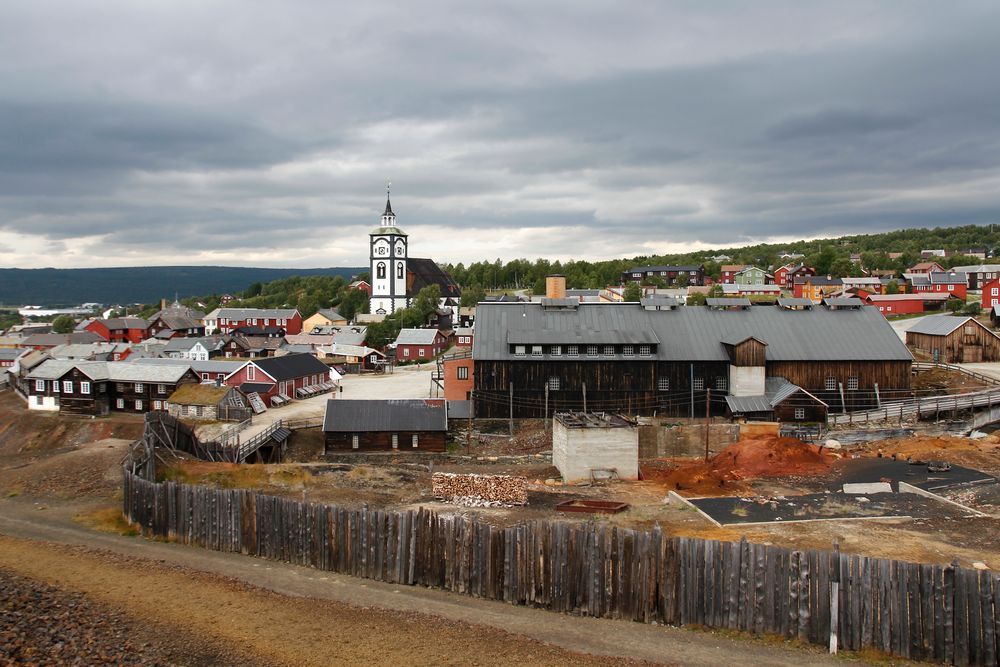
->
[160,298,168,310]
[545,275,566,299]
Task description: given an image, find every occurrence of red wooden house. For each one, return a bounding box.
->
[719,264,747,284]
[774,263,815,288]
[983,277,1000,310]
[865,293,953,317]
[223,353,335,406]
[348,280,372,296]
[394,329,448,362]
[215,308,303,335]
[84,317,149,343]
[907,261,945,275]
[909,272,967,300]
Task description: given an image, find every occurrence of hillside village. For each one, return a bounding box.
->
[7,208,1000,665]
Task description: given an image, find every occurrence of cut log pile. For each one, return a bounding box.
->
[432,472,528,506]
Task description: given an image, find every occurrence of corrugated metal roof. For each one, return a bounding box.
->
[508,330,659,345]
[724,377,827,414]
[707,297,750,307]
[823,298,864,308]
[216,308,299,320]
[395,328,439,345]
[777,298,813,308]
[906,315,974,336]
[473,302,912,362]
[323,399,447,432]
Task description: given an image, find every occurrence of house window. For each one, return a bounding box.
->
[639,345,651,356]
[404,348,411,357]
[457,366,469,380]
[992,288,998,296]
[412,434,419,448]
[567,345,578,356]
[116,398,124,409]
[847,377,859,390]
[352,434,359,449]
[965,326,975,335]
[63,381,73,393]
[134,400,142,410]
[825,377,837,391]
[948,284,954,291]
[715,376,727,391]
[247,366,256,380]
[202,373,210,380]
[587,345,598,357]
[547,377,560,390]
[196,405,204,417]
[632,273,641,278]
[81,382,91,394]
[158,384,166,394]
[551,345,561,356]
[392,434,399,449]
[886,306,892,312]
[134,382,143,392]
[623,345,634,357]
[693,377,704,391]
[658,377,670,391]
[794,408,805,420]
[513,345,525,357]
[531,345,542,357]
[153,400,162,410]
[35,380,44,392]
[418,348,425,357]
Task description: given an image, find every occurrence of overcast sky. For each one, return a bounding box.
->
[2,1,999,269]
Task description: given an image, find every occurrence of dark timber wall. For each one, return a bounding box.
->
[122,466,1000,666]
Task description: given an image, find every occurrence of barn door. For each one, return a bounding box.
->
[963,344,983,363]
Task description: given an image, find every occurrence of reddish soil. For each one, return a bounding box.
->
[643,436,837,496]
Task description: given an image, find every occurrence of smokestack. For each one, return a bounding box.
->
[545,275,566,299]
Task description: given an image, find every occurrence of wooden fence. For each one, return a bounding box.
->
[122,467,1000,665]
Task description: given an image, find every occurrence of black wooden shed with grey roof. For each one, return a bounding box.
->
[322,399,447,453]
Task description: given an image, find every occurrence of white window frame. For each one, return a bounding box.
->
[412,434,418,448]
[567,345,578,356]
[715,376,727,391]
[794,408,805,420]
[63,380,73,393]
[392,433,399,449]
[134,399,142,410]
[403,348,411,357]
[693,377,704,391]
[622,345,634,357]
[80,381,91,394]
[658,377,670,391]
[547,377,560,390]
[531,345,542,357]
[134,382,143,392]
[352,434,359,449]
[603,344,614,356]
[825,377,837,391]
[158,384,167,394]
[247,366,256,380]
[514,345,526,356]
[153,400,162,410]
[418,348,426,357]
[847,377,859,391]
[116,398,125,409]
[35,379,45,392]
[457,366,469,380]
[587,345,598,357]
[551,345,561,357]
[639,345,651,356]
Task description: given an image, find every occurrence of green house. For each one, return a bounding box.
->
[734,266,772,286]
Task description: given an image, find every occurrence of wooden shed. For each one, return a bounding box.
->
[166,383,245,421]
[323,399,448,453]
[905,315,1000,363]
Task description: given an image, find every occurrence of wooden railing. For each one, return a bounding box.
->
[829,387,1000,426]
[912,361,1000,386]
[235,419,284,462]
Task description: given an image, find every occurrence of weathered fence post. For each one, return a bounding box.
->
[830,541,840,654]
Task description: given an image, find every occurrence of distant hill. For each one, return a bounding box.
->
[0,266,365,306]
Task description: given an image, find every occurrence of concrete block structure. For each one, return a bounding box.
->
[552,412,638,483]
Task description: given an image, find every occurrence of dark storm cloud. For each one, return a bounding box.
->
[1,0,999,267]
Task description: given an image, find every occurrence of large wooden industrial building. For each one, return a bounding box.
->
[472,299,913,419]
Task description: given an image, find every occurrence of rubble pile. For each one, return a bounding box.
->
[432,472,528,506]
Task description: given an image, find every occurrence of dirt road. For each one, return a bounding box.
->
[0,499,862,667]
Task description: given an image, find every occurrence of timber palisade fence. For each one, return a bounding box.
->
[122,463,1000,664]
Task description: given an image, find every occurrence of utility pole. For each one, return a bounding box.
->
[545,384,550,429]
[467,391,473,454]
[509,382,514,436]
[704,388,712,462]
[582,383,587,413]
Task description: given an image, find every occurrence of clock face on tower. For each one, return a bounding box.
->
[395,244,405,257]
[373,240,389,257]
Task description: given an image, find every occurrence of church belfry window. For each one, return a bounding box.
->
[397,263,404,279]
[377,262,386,279]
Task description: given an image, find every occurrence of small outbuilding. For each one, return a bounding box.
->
[905,315,1000,363]
[724,377,828,422]
[323,399,448,453]
[552,412,638,483]
[166,383,245,421]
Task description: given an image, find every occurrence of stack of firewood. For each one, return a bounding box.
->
[432,472,528,506]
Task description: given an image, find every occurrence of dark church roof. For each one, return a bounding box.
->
[384,195,394,217]
[407,257,461,298]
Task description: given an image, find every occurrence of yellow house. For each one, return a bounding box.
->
[303,308,348,332]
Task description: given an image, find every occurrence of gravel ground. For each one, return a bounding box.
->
[0,567,260,667]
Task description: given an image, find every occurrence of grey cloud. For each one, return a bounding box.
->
[766,109,918,141]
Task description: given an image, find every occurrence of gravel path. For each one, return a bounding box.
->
[0,567,260,667]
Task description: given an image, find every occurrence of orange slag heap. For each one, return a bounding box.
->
[643,436,836,496]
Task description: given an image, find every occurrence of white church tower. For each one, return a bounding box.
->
[369,184,408,314]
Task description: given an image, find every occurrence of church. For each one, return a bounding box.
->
[369,190,461,315]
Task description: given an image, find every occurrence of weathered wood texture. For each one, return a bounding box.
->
[123,464,999,665]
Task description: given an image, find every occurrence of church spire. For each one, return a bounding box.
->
[381,178,396,226]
